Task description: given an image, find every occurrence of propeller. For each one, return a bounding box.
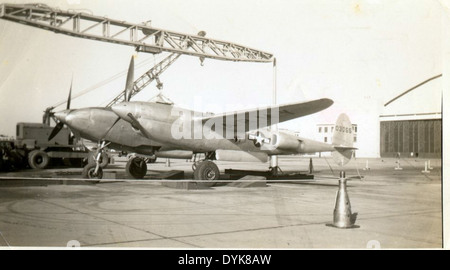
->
[124,56,135,102]
[48,78,72,141]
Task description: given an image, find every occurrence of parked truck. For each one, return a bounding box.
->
[0,122,104,171]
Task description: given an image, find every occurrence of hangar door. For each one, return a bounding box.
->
[380,119,441,158]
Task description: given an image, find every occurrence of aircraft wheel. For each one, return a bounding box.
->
[82,163,103,182]
[193,161,219,186]
[28,150,50,169]
[88,152,109,168]
[126,157,147,179]
[147,157,157,163]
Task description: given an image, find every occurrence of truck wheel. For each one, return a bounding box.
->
[82,163,103,181]
[126,157,147,179]
[88,152,109,168]
[28,150,50,169]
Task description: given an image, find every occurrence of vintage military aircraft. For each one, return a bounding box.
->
[49,58,197,178]
[51,56,355,180]
[110,99,355,180]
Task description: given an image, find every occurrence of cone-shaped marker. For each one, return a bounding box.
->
[327,171,359,229]
[422,161,430,173]
[363,160,370,171]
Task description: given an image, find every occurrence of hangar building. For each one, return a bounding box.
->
[379,75,442,159]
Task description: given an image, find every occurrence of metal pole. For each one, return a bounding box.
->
[270,58,278,173]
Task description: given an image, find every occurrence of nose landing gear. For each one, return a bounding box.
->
[82,141,110,181]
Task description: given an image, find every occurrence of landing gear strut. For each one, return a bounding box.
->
[82,141,110,180]
[269,166,282,177]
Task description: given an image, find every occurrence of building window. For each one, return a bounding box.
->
[324,137,328,143]
[354,137,357,143]
[318,127,322,133]
[331,127,334,133]
[324,127,328,133]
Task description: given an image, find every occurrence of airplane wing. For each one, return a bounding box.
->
[200,98,333,135]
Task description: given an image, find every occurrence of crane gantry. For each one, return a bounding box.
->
[0,3,273,63]
[0,3,274,109]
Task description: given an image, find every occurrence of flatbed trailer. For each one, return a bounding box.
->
[0,122,94,171]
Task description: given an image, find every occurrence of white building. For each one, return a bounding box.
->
[315,123,358,156]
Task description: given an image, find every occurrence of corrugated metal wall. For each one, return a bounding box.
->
[380,119,441,158]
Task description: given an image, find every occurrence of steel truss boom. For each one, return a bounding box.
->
[0,3,273,63]
[105,53,180,108]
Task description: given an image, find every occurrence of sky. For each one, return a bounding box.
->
[0,0,446,157]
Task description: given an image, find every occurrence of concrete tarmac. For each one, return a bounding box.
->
[0,157,442,249]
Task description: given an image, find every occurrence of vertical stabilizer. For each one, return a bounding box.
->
[332,113,355,166]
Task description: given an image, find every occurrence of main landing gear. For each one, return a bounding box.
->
[191,160,220,187]
[126,156,147,179]
[191,153,220,186]
[192,160,220,181]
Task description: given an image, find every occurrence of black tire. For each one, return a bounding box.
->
[28,150,50,169]
[82,163,103,181]
[126,157,147,179]
[88,152,109,168]
[193,161,220,183]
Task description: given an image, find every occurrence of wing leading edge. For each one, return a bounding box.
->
[200,98,333,134]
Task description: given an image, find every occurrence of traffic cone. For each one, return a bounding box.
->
[394,159,403,170]
[422,161,430,173]
[363,160,370,171]
[327,171,359,229]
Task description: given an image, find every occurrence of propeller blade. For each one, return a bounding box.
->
[67,77,73,110]
[127,112,151,138]
[48,122,64,141]
[124,56,135,102]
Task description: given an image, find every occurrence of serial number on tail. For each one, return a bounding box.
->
[335,125,352,134]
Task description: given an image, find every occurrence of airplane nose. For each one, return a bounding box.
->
[111,102,135,122]
[53,110,70,123]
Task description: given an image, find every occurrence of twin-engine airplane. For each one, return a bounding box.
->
[50,57,355,180]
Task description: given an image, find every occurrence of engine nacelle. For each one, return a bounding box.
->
[216,150,268,163]
[271,132,304,153]
[156,150,193,159]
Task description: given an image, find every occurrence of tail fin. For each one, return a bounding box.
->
[332,113,356,166]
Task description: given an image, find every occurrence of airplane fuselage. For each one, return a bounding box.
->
[58,107,179,156]
[112,101,335,156]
